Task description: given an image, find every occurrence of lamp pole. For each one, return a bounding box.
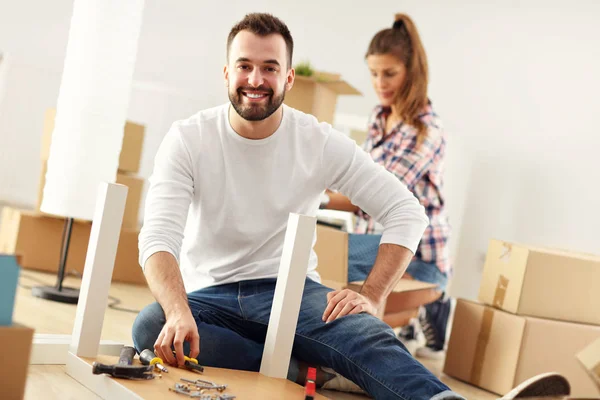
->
[32,217,80,304]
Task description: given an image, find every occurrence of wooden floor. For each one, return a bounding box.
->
[14,270,498,400]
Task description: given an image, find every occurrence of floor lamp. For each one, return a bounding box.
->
[30,0,145,306]
[29,0,145,363]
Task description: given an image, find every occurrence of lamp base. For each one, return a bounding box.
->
[32,286,80,304]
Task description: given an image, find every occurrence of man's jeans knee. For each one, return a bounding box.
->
[132,302,169,354]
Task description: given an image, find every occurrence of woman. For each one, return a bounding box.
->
[321,13,452,359]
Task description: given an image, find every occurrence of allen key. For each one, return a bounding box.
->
[180,377,227,391]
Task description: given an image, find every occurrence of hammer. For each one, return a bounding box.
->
[92,345,155,380]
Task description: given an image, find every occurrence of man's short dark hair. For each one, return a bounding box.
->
[227,13,294,69]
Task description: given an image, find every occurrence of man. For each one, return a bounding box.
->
[132,12,462,399]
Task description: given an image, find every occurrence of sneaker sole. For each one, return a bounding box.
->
[320,367,366,394]
[500,372,570,399]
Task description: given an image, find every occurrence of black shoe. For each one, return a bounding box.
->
[397,323,416,341]
[416,294,452,359]
[397,319,420,355]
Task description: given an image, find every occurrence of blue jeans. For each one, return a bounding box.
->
[132,278,464,399]
[348,233,448,290]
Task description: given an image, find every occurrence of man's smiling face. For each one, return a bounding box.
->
[224,30,291,121]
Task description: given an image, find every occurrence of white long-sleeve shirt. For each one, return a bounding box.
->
[139,103,429,293]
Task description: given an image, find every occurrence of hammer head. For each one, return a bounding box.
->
[92,362,155,380]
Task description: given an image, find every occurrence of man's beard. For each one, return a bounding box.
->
[229,85,286,121]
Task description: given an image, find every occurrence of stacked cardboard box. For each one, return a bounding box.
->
[0,208,144,285]
[443,239,600,397]
[284,70,361,125]
[37,108,145,230]
[0,109,147,285]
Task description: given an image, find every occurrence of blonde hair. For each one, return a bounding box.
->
[366,13,429,141]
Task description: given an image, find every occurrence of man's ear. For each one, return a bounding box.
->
[223,64,229,86]
[286,67,295,92]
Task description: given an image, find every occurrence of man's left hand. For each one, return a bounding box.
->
[322,289,381,323]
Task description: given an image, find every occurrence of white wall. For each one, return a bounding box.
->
[1,0,599,299]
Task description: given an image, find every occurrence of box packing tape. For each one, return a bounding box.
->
[499,242,512,258]
[470,307,494,385]
[493,274,509,308]
[492,241,514,308]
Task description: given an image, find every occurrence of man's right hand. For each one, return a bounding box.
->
[153,308,200,367]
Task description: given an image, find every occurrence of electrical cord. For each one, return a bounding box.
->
[18,270,141,314]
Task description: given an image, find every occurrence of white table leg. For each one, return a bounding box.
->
[260,213,316,379]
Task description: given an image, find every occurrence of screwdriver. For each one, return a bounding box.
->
[139,349,169,373]
[172,351,204,373]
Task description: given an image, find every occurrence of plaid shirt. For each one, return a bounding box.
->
[354,101,451,275]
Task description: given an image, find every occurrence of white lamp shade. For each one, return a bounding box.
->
[41,0,145,221]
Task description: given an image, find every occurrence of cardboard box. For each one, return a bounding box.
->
[349,129,368,146]
[115,173,144,230]
[443,299,600,398]
[348,279,438,321]
[37,162,144,229]
[40,108,145,173]
[478,239,600,325]
[315,224,440,324]
[118,121,145,173]
[284,71,361,125]
[0,324,34,400]
[0,208,146,285]
[577,337,600,389]
[314,224,348,285]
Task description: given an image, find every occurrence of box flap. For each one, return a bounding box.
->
[577,337,600,389]
[293,75,318,85]
[313,71,341,81]
[478,239,529,314]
